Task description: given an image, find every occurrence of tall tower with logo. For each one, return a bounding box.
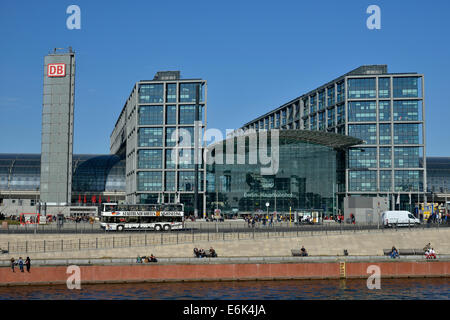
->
[40,47,76,205]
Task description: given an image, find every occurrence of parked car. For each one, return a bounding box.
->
[382,210,420,227]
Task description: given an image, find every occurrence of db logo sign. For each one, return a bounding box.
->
[47,63,66,77]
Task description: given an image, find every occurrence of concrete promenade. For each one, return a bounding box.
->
[0,228,448,260]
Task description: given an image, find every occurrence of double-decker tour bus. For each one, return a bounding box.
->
[99,203,184,231]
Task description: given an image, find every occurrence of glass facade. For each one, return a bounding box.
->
[137,171,162,191]
[348,148,377,169]
[393,100,421,121]
[378,78,390,98]
[138,128,163,147]
[179,83,203,102]
[139,84,163,103]
[349,171,377,192]
[348,124,377,145]
[206,131,355,216]
[348,78,376,99]
[393,77,420,98]
[348,101,376,122]
[138,149,163,169]
[139,106,163,125]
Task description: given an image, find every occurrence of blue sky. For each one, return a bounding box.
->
[0,0,449,155]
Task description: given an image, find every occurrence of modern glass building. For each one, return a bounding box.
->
[240,65,426,210]
[110,71,207,215]
[0,154,125,207]
[206,130,361,216]
[425,157,450,194]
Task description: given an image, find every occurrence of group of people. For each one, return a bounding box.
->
[10,257,31,272]
[193,247,217,258]
[136,254,158,263]
[423,243,437,259]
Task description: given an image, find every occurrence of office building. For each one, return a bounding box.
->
[110,71,207,215]
[241,65,426,210]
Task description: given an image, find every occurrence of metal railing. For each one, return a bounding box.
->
[0,221,447,255]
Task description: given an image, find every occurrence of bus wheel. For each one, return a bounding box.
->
[163,224,171,232]
[117,225,124,232]
[155,224,162,231]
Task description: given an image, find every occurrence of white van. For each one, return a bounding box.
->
[381,210,420,227]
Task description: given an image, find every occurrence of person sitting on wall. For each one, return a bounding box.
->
[209,247,217,258]
[193,248,200,258]
[149,254,158,262]
[390,246,399,259]
[427,248,437,259]
[136,256,142,263]
[300,246,308,257]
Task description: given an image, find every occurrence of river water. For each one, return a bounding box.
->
[0,278,449,300]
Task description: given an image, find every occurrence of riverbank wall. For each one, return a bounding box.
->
[1,257,449,287]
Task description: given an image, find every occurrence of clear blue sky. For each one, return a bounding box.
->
[0,0,449,155]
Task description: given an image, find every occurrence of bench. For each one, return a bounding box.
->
[383,249,424,256]
[291,249,308,257]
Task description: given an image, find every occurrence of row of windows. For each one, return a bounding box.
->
[138,127,202,148]
[139,105,204,125]
[349,170,423,192]
[137,171,204,192]
[138,83,204,104]
[247,98,422,132]
[348,147,422,169]
[348,124,422,145]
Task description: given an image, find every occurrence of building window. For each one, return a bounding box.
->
[394,124,420,144]
[139,84,163,103]
[395,170,422,192]
[179,83,203,103]
[378,78,390,98]
[318,90,325,110]
[379,124,391,145]
[179,105,202,124]
[393,77,421,98]
[393,100,421,121]
[310,95,317,114]
[310,115,317,130]
[348,78,376,99]
[379,147,391,168]
[166,105,177,124]
[178,171,203,191]
[137,171,162,191]
[179,149,194,169]
[379,101,391,121]
[165,127,177,147]
[138,149,162,169]
[348,147,377,168]
[348,124,377,145]
[166,83,177,103]
[327,108,335,127]
[348,101,376,122]
[394,147,421,168]
[303,98,309,116]
[379,170,392,191]
[327,86,335,106]
[318,112,325,130]
[337,82,345,103]
[139,106,163,125]
[349,170,377,192]
[166,149,176,169]
[337,104,345,124]
[165,171,176,191]
[138,128,163,147]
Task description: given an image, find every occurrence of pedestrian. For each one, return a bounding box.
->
[25,257,31,272]
[18,257,24,272]
[10,257,15,272]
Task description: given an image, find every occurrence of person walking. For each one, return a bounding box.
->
[18,257,24,272]
[10,257,15,272]
[25,257,31,273]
